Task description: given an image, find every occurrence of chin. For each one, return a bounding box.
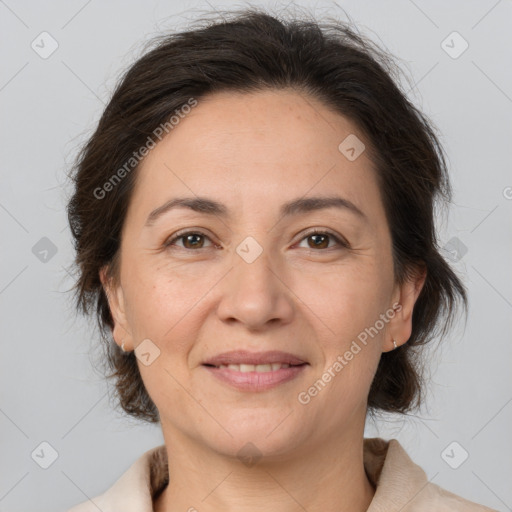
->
[204,407,307,461]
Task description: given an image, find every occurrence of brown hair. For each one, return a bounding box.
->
[66,6,467,423]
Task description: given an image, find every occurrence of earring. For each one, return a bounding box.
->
[121,340,126,352]
[393,339,398,350]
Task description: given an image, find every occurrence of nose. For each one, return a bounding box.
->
[215,243,295,330]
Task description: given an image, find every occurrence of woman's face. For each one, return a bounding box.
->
[102,89,423,458]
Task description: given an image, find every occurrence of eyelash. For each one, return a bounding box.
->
[163,228,349,252]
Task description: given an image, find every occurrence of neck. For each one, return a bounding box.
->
[154,428,376,512]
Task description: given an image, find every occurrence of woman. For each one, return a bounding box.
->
[65,7,497,511]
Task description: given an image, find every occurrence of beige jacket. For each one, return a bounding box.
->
[67,437,497,511]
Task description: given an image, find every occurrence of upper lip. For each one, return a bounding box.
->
[203,350,308,366]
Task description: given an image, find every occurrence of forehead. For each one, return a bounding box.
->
[128,89,385,229]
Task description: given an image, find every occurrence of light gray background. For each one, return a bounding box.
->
[1,1,511,511]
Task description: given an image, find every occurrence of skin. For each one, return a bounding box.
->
[100,89,426,512]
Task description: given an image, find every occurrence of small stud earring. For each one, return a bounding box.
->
[393,339,398,350]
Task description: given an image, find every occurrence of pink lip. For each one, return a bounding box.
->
[202,350,307,366]
[203,364,307,392]
[202,350,308,392]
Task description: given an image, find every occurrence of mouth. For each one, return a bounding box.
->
[203,362,306,372]
[201,350,309,391]
[202,349,308,367]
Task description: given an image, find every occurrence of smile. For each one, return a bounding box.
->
[202,362,308,391]
[209,362,295,372]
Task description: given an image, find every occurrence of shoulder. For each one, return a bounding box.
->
[65,444,167,512]
[364,437,498,512]
[421,481,499,512]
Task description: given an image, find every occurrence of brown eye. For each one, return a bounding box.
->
[164,231,213,250]
[297,230,348,250]
[164,229,348,252]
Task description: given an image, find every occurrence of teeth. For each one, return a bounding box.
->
[217,363,292,372]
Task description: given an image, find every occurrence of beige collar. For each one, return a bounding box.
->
[67,437,496,512]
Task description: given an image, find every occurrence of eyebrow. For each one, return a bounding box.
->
[145,195,368,227]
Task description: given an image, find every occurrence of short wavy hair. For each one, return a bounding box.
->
[66,6,467,423]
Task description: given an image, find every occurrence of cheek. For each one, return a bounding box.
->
[124,259,217,352]
[295,260,392,341]
[121,259,171,337]
[129,271,206,406]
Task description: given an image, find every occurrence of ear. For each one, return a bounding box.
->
[384,264,427,352]
[99,265,133,351]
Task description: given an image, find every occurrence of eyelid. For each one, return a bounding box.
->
[163,228,217,249]
[294,228,350,249]
[164,227,349,250]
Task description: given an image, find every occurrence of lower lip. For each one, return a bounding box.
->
[202,364,307,392]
